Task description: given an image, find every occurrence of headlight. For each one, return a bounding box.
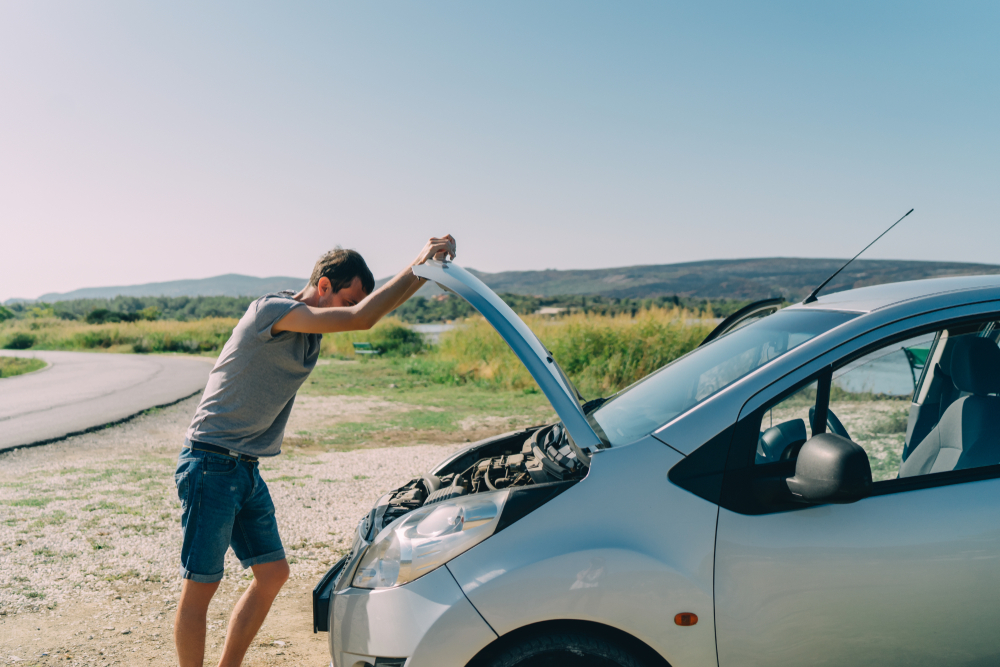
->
[352,489,510,589]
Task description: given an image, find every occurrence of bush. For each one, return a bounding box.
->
[0,305,14,323]
[3,332,37,350]
[85,309,114,324]
[73,330,117,348]
[85,309,143,324]
[320,317,418,358]
[371,325,424,357]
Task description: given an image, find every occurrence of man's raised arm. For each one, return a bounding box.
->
[272,235,456,335]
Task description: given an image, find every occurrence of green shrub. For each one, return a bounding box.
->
[321,317,416,358]
[371,325,424,357]
[73,330,117,348]
[3,332,37,350]
[0,305,14,323]
[85,309,142,324]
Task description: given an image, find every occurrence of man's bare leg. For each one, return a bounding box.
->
[217,558,291,667]
[175,579,222,667]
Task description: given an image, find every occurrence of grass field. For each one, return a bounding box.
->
[288,358,557,451]
[0,356,46,378]
[3,305,712,399]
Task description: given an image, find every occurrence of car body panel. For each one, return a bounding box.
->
[330,565,497,667]
[796,275,1000,313]
[413,260,602,451]
[446,437,720,667]
[715,477,1000,667]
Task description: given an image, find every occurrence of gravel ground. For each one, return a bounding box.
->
[0,395,452,666]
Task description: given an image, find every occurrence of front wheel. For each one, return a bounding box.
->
[483,632,647,667]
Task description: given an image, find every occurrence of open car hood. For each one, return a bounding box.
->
[412,260,603,453]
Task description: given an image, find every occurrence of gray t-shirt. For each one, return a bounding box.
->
[186,291,321,457]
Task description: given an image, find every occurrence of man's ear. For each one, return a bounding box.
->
[317,276,332,296]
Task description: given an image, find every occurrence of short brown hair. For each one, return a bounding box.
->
[310,247,375,294]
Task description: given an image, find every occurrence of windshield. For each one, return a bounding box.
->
[588,309,857,446]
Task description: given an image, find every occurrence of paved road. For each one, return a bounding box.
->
[0,350,212,452]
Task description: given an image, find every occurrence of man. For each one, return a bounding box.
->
[173,235,456,667]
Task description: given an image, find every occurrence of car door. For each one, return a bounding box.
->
[714,318,1000,667]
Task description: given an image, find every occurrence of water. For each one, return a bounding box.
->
[410,323,455,344]
[833,334,934,398]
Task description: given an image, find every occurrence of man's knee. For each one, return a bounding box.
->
[251,558,290,594]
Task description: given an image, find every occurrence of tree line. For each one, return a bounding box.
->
[1,292,754,324]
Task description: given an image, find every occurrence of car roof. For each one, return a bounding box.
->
[789,275,1000,314]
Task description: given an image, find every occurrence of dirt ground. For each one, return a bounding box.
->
[0,395,466,666]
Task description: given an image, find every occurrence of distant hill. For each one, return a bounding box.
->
[30,274,308,303]
[465,258,1000,302]
[18,258,1000,305]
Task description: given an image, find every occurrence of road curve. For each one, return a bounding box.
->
[0,350,212,452]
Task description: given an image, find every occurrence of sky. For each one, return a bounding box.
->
[2,1,998,301]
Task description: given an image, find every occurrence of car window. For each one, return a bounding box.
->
[828,332,934,482]
[896,323,1000,479]
[753,322,1000,484]
[589,309,857,446]
[755,381,818,464]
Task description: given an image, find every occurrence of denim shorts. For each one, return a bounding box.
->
[174,445,285,583]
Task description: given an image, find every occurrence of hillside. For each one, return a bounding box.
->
[28,274,308,303]
[17,258,1000,305]
[467,258,1000,301]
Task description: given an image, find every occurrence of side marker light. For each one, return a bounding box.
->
[674,613,698,626]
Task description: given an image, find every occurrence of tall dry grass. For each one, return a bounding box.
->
[3,308,715,396]
[0,318,239,354]
[435,307,713,396]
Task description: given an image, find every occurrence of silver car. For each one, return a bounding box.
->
[313,262,1000,667]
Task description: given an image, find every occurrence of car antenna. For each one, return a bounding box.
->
[802,208,914,304]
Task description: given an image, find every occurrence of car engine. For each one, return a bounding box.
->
[371,423,587,533]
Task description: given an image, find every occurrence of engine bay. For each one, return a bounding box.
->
[373,423,588,532]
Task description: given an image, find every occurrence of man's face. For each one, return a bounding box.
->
[319,276,369,308]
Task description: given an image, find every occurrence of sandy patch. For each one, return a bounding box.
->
[0,396,453,666]
[284,395,410,434]
[457,414,535,432]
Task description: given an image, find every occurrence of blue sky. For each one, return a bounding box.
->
[2,2,998,300]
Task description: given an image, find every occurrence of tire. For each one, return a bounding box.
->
[482,631,647,667]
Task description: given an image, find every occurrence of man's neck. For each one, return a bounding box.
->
[292,285,321,307]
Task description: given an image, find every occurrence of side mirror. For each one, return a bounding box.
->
[786,433,872,504]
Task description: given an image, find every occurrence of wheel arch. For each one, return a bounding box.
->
[465,618,672,667]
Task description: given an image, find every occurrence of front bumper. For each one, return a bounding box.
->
[324,565,497,667]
